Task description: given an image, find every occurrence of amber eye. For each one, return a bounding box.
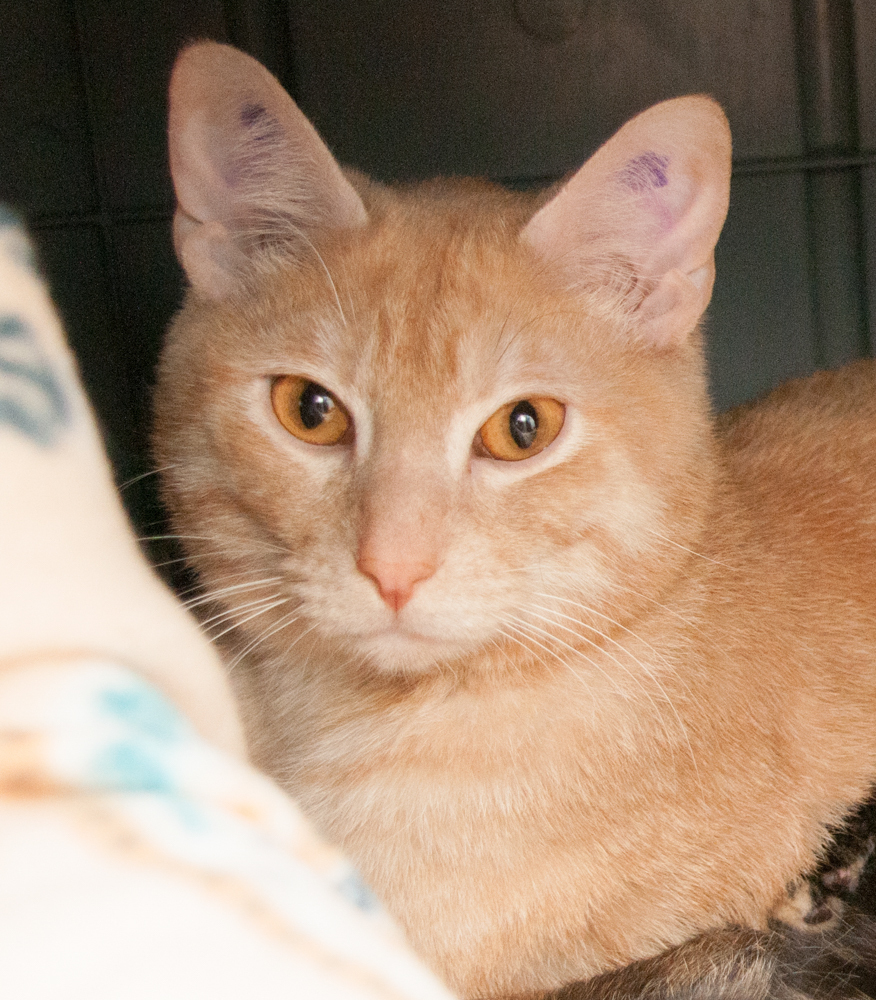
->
[478,397,565,461]
[271,375,351,445]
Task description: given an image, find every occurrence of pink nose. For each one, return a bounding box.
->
[356,555,436,612]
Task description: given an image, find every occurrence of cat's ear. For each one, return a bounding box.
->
[521,96,731,348]
[168,41,367,299]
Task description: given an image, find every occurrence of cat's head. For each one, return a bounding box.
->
[155,42,731,679]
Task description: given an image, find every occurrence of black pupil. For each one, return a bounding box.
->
[299,382,335,429]
[509,401,538,449]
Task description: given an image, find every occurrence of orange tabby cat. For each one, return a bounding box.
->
[154,42,876,999]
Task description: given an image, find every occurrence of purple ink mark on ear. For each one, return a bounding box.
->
[240,102,268,128]
[617,151,670,192]
[239,103,282,144]
[230,103,283,185]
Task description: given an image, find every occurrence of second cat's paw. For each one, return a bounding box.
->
[772,879,845,932]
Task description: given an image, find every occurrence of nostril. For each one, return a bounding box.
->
[356,556,436,613]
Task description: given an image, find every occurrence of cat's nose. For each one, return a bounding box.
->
[356,555,437,613]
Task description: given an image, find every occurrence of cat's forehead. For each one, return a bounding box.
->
[258,193,592,409]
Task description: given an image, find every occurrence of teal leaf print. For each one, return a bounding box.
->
[0,315,69,444]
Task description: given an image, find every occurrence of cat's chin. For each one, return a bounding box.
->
[355,628,471,676]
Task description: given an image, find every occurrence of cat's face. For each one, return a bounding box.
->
[157,190,714,678]
[155,43,730,680]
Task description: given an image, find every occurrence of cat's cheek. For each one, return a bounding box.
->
[205,385,356,532]
[581,450,669,562]
[470,405,666,570]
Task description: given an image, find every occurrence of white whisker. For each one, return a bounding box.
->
[527,598,705,797]
[645,527,732,569]
[139,532,291,555]
[514,610,690,767]
[151,554,206,571]
[292,228,348,330]
[199,593,283,629]
[607,582,727,655]
[173,566,275,597]
[505,614,640,711]
[226,612,308,672]
[183,576,283,610]
[118,464,178,491]
[532,593,679,678]
[209,599,288,643]
[495,626,556,675]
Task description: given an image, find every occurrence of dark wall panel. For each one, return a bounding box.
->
[708,173,817,411]
[74,1,228,212]
[854,0,876,353]
[290,0,803,182]
[853,0,876,148]
[0,1,98,217]
[860,168,876,351]
[106,219,184,455]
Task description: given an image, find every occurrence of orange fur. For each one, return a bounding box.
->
[155,42,876,998]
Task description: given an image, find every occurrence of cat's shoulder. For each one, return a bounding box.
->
[718,358,876,450]
[716,358,876,521]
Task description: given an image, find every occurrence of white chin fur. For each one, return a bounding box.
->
[356,629,472,675]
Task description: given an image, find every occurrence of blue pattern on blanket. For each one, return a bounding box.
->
[91,740,174,792]
[0,314,69,445]
[99,684,186,743]
[337,869,383,913]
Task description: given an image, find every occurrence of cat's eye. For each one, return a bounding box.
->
[478,397,565,461]
[271,375,351,445]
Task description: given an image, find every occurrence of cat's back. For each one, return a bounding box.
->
[707,359,876,717]
[718,359,876,538]
[720,358,876,445]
